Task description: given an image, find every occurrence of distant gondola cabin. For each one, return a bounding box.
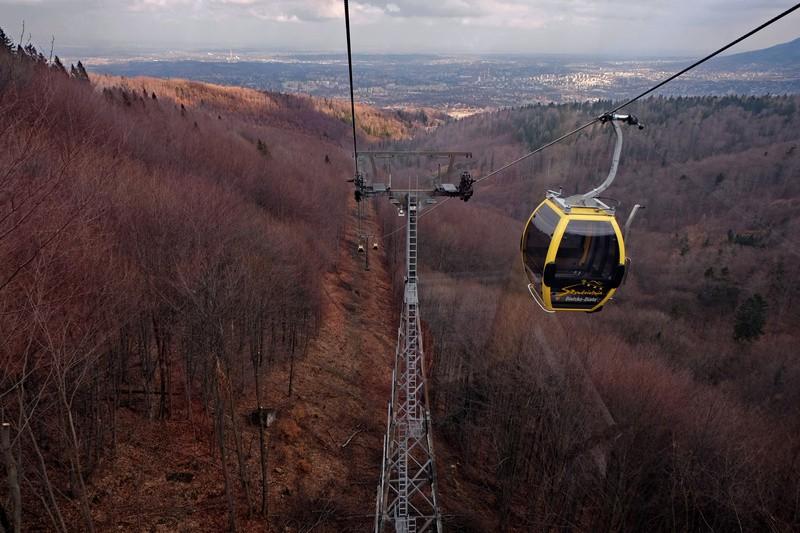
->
[521,197,626,312]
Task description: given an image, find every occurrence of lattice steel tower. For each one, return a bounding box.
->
[353,152,474,533]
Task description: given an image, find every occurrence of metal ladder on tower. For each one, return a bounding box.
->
[406,195,420,440]
[376,193,441,533]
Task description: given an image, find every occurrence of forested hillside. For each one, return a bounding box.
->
[377,96,800,530]
[4,24,800,533]
[0,35,390,532]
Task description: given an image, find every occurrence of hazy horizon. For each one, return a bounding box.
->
[2,0,799,59]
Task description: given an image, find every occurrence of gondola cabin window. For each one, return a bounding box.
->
[554,220,619,280]
[523,202,559,282]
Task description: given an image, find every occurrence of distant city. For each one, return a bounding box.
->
[84,38,800,116]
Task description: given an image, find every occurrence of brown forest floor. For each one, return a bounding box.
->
[89,200,397,532]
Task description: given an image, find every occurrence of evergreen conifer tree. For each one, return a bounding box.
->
[0,27,13,54]
[75,60,90,82]
[52,55,68,75]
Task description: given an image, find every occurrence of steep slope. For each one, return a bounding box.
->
[0,42,413,533]
[89,200,396,532]
[2,41,472,533]
[92,74,444,141]
[377,96,800,530]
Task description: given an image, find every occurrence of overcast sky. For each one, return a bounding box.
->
[1,0,798,56]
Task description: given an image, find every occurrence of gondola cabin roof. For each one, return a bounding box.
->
[546,193,615,216]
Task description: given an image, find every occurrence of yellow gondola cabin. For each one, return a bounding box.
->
[521,197,626,312]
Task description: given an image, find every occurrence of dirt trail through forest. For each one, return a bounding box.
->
[260,199,397,531]
[90,200,397,532]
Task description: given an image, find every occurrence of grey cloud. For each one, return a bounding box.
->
[0,0,796,55]
[358,0,488,18]
[205,0,342,22]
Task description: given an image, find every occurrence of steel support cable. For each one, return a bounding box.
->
[345,0,368,249]
[368,3,800,239]
[605,1,800,116]
[473,119,597,184]
[378,3,800,239]
[343,0,359,175]
[472,1,800,187]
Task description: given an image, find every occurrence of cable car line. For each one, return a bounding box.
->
[372,0,800,265]
[473,1,800,187]
[344,0,372,255]
[343,0,359,175]
[347,4,800,245]
[344,1,800,314]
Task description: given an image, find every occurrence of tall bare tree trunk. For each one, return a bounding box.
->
[226,382,252,516]
[249,306,269,520]
[139,319,154,420]
[287,326,297,397]
[58,388,95,533]
[1,423,21,533]
[18,385,67,533]
[24,420,67,532]
[215,360,237,533]
[254,370,269,518]
[153,315,171,420]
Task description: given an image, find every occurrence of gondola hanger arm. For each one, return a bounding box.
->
[569,114,643,203]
